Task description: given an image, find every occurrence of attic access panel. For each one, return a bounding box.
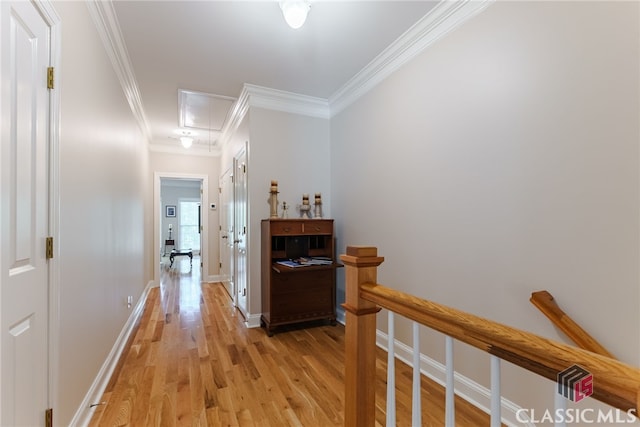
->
[178,89,236,132]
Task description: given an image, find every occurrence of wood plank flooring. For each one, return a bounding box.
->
[89,256,492,426]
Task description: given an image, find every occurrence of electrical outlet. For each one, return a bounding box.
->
[127,295,133,308]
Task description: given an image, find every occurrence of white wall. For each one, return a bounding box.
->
[330,0,639,418]
[55,1,149,425]
[149,151,221,279]
[247,108,331,316]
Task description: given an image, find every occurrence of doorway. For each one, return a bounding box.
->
[154,173,209,285]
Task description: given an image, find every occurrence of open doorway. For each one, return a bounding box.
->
[154,173,209,285]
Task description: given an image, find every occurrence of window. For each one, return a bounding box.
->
[179,200,200,252]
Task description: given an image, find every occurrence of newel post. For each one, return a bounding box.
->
[340,246,384,427]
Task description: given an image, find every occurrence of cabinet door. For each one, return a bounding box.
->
[270,270,333,321]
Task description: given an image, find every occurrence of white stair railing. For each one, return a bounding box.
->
[386,312,396,427]
[490,355,502,427]
[412,322,421,427]
[445,335,455,427]
[555,383,567,427]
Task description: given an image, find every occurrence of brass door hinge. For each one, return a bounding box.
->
[45,408,53,427]
[46,237,54,259]
[47,67,54,89]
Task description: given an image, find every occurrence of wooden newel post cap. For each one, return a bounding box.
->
[346,246,378,257]
[340,246,385,267]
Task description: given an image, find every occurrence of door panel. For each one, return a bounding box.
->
[219,168,234,300]
[1,1,51,425]
[234,148,248,316]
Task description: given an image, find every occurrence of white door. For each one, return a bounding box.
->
[234,148,248,316]
[1,1,52,425]
[219,168,235,301]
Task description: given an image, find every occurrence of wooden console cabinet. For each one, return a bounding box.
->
[261,218,340,336]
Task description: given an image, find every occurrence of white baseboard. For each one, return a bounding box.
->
[245,313,262,328]
[375,329,531,427]
[206,274,224,283]
[69,280,155,427]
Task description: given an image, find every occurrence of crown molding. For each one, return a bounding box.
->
[85,0,152,142]
[221,0,493,144]
[329,0,494,117]
[87,0,493,152]
[242,83,330,120]
[219,84,251,150]
[220,83,330,149]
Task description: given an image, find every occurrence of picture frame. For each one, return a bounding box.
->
[166,205,176,217]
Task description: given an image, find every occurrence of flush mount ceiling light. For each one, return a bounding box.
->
[173,129,196,149]
[279,0,310,29]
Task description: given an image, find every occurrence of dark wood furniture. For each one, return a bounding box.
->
[261,218,340,336]
[164,239,175,255]
[169,248,192,268]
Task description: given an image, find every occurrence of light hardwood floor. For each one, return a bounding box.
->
[89,256,492,426]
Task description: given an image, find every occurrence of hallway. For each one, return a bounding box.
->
[88,257,491,426]
[88,256,348,426]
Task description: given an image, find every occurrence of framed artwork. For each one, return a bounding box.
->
[166,205,176,217]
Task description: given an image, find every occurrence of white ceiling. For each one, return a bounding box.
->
[111,1,439,153]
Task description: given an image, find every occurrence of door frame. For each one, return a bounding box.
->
[153,173,209,284]
[44,0,62,415]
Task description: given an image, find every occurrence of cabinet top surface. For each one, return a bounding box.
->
[262,218,333,222]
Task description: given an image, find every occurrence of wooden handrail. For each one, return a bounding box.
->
[341,246,640,427]
[530,290,615,359]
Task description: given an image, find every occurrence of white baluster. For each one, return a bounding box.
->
[445,336,455,427]
[386,312,396,426]
[412,322,421,427]
[490,355,501,427]
[555,382,567,427]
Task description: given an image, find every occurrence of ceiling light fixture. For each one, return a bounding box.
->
[180,136,193,149]
[279,0,310,29]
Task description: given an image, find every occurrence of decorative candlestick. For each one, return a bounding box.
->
[269,180,279,218]
[313,193,323,219]
[299,194,311,219]
[168,223,173,239]
[281,201,289,218]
